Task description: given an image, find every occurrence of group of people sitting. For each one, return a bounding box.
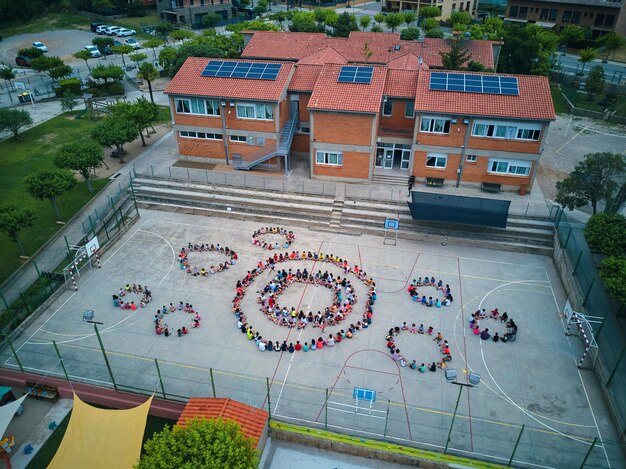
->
[407,278,453,307]
[178,243,238,277]
[386,324,452,370]
[251,227,295,250]
[232,250,375,351]
[245,324,371,352]
[155,302,202,336]
[112,284,152,309]
[469,308,518,342]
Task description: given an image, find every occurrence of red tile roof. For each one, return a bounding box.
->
[243,32,328,61]
[297,47,347,65]
[308,64,386,113]
[387,52,422,70]
[384,69,419,98]
[176,398,268,448]
[288,64,323,92]
[414,70,556,121]
[419,38,495,69]
[164,57,294,101]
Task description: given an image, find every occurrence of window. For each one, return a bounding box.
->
[404,102,414,118]
[382,100,393,116]
[179,130,222,140]
[174,98,220,116]
[562,10,572,22]
[594,14,605,26]
[466,154,477,162]
[509,5,519,17]
[518,6,528,18]
[488,159,532,176]
[426,153,447,168]
[316,151,343,166]
[452,3,456,11]
[230,135,247,142]
[472,120,541,141]
[420,116,451,134]
[549,9,557,20]
[517,128,541,140]
[605,15,615,27]
[236,102,274,120]
[571,11,581,23]
[540,8,548,20]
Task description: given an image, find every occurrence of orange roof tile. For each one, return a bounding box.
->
[387,52,422,70]
[414,70,556,121]
[297,47,347,65]
[164,57,294,101]
[288,64,323,92]
[384,69,419,98]
[243,32,328,61]
[308,64,386,113]
[419,38,495,69]
[176,398,268,448]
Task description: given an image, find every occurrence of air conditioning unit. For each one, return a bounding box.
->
[229,102,235,107]
[220,101,226,106]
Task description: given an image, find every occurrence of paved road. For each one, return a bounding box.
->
[556,52,625,84]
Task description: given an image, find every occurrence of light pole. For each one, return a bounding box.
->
[443,368,481,454]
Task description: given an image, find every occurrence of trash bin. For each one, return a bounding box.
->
[17,92,32,103]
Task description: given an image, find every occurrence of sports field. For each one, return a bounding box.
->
[2,208,623,468]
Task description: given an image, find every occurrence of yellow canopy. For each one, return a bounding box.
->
[48,392,153,469]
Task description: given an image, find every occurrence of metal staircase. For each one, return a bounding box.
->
[235,116,298,171]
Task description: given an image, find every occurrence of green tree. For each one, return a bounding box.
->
[73,49,95,72]
[578,47,598,75]
[137,62,159,103]
[450,10,471,29]
[420,6,440,19]
[373,12,386,26]
[467,60,486,71]
[92,36,115,54]
[359,15,371,31]
[136,418,258,469]
[371,25,384,33]
[171,29,196,42]
[555,152,626,214]
[469,16,504,40]
[25,169,77,222]
[253,0,268,16]
[0,66,15,104]
[91,115,139,162]
[30,56,72,81]
[160,34,243,76]
[0,108,33,137]
[17,47,43,59]
[425,27,444,38]
[111,97,159,146]
[203,12,222,28]
[289,11,323,32]
[598,32,626,61]
[54,142,104,192]
[129,52,148,66]
[499,24,558,75]
[91,64,124,85]
[0,206,35,257]
[143,37,165,61]
[324,10,339,28]
[158,46,178,72]
[332,12,358,37]
[155,22,174,43]
[599,256,626,308]
[440,39,470,70]
[403,11,417,27]
[112,44,135,67]
[584,212,626,255]
[401,27,420,40]
[559,25,586,47]
[384,13,404,33]
[60,93,80,112]
[585,65,605,100]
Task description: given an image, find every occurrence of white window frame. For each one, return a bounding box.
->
[404,102,414,118]
[472,119,542,141]
[179,130,222,140]
[175,97,220,116]
[235,102,274,121]
[488,158,532,176]
[420,116,451,134]
[466,154,477,162]
[230,135,247,142]
[426,153,447,168]
[382,100,393,117]
[316,151,343,166]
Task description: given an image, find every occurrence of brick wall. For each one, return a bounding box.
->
[416,121,466,147]
[173,113,223,128]
[313,112,374,146]
[412,151,460,180]
[299,94,311,123]
[313,150,370,179]
[467,136,541,154]
[224,105,277,133]
[291,133,309,153]
[178,138,226,160]
[380,99,414,133]
[279,96,289,127]
[229,138,278,159]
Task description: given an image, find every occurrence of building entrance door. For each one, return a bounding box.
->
[376,144,411,170]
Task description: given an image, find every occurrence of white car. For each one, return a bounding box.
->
[105,26,122,35]
[96,24,110,34]
[117,28,136,37]
[84,45,101,58]
[124,38,141,49]
[32,41,48,53]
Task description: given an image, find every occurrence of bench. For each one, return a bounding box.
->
[25,382,59,403]
[481,182,501,193]
[425,177,445,187]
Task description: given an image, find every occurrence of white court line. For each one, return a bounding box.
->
[138,229,177,287]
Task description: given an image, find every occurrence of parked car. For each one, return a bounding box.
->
[90,22,105,32]
[105,26,123,36]
[15,55,31,67]
[100,40,122,56]
[116,28,136,37]
[96,24,110,34]
[32,41,48,53]
[84,45,101,58]
[124,38,140,49]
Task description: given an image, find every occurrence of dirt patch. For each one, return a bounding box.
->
[536,165,568,201]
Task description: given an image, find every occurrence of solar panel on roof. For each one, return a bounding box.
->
[200,60,282,80]
[337,65,373,84]
[428,72,519,96]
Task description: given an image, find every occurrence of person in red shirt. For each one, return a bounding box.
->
[294,341,302,351]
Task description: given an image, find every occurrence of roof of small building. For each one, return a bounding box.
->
[288,64,323,92]
[384,69,419,98]
[414,70,556,121]
[297,46,347,65]
[163,57,294,101]
[308,63,387,113]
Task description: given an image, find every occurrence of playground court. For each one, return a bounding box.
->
[2,209,623,469]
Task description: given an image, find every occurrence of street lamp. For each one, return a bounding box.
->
[444,369,481,454]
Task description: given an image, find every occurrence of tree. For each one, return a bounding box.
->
[129,52,148,66]
[60,93,80,112]
[92,36,115,54]
[91,64,124,85]
[555,152,626,214]
[401,27,420,40]
[25,169,76,222]
[559,25,586,47]
[371,25,384,33]
[599,256,626,308]
[137,418,258,469]
[253,0,268,16]
[171,29,196,42]
[136,62,159,104]
[585,65,605,100]
[598,32,626,61]
[359,15,371,31]
[0,206,35,257]
[584,212,626,255]
[289,11,323,32]
[155,22,173,43]
[54,142,104,192]
[467,60,486,71]
[0,108,33,137]
[499,23,558,75]
[425,27,444,38]
[30,56,72,81]
[450,11,471,30]
[143,37,165,61]
[91,115,139,162]
[110,97,159,147]
[159,34,243,76]
[112,44,135,67]
[73,49,95,71]
[373,12,385,26]
[17,47,43,59]
[420,6,440,19]
[203,12,222,28]
[439,39,470,70]
[469,16,504,40]
[0,66,15,103]
[578,47,598,75]
[384,13,404,33]
[332,12,358,38]
[403,12,417,27]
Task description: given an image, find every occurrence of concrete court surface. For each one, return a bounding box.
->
[1,208,623,469]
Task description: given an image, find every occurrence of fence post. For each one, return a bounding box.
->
[572,251,583,275]
[444,385,464,454]
[582,278,595,307]
[109,196,120,227]
[266,377,272,421]
[103,220,110,241]
[168,166,172,178]
[187,168,190,180]
[507,424,525,466]
[209,368,216,398]
[605,347,626,387]
[64,235,72,263]
[129,182,139,216]
[53,340,70,382]
[4,335,24,372]
[0,290,9,310]
[19,293,31,315]
[119,207,125,226]
[93,324,117,391]
[579,437,597,469]
[33,260,49,296]
[383,398,390,441]
[324,388,329,430]
[150,164,155,177]
[88,214,97,239]
[154,358,167,399]
[564,227,573,248]
[205,171,209,184]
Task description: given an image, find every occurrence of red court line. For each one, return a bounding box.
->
[457,257,474,451]
[345,364,400,377]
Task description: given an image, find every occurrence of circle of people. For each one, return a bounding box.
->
[251,227,295,250]
[469,308,518,343]
[385,324,452,372]
[232,250,376,353]
[179,243,238,277]
[112,284,152,310]
[154,302,202,337]
[407,277,453,307]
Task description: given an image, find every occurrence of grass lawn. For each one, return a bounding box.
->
[0,113,108,284]
[561,85,626,117]
[550,84,571,115]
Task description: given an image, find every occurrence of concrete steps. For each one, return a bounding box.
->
[371,173,410,187]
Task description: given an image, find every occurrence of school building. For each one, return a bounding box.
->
[164,31,556,192]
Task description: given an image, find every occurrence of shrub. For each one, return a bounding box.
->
[599,256,626,306]
[56,78,81,97]
[584,212,626,255]
[107,82,125,96]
